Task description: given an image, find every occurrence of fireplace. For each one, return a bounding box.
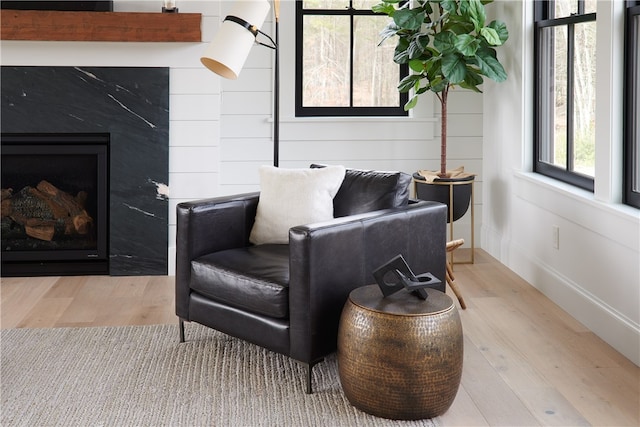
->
[1,66,169,276]
[1,133,109,276]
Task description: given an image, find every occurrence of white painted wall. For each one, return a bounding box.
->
[483,0,640,366]
[0,0,484,274]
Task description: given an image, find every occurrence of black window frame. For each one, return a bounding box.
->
[534,0,596,191]
[295,0,408,117]
[624,1,640,208]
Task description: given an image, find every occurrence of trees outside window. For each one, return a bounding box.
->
[534,0,597,191]
[296,0,407,117]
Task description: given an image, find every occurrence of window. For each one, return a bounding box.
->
[295,0,408,117]
[625,1,640,208]
[534,0,597,191]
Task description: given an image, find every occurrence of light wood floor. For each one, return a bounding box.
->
[1,250,638,426]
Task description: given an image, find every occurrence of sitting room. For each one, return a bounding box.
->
[1,0,638,426]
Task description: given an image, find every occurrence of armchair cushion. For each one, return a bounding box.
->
[190,244,290,319]
[249,165,346,245]
[310,165,411,217]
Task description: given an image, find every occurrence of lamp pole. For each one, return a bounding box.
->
[273,0,279,167]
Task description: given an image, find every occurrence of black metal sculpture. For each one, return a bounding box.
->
[373,254,442,300]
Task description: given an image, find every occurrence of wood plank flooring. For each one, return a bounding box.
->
[1,250,638,426]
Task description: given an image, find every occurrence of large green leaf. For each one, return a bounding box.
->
[458,66,484,91]
[424,57,442,81]
[372,3,396,16]
[464,0,485,32]
[480,27,501,46]
[455,34,479,56]
[476,48,507,82]
[409,58,425,73]
[393,37,410,64]
[398,74,422,93]
[408,34,430,59]
[378,23,399,45]
[441,53,467,84]
[416,33,431,50]
[488,20,509,44]
[416,85,430,95]
[443,17,475,35]
[459,0,471,15]
[480,45,497,59]
[440,0,458,14]
[430,77,448,93]
[434,31,457,54]
[393,49,409,64]
[404,95,419,111]
[394,8,425,31]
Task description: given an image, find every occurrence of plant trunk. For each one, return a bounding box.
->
[439,86,449,177]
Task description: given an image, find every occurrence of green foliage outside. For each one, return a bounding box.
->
[554,130,596,177]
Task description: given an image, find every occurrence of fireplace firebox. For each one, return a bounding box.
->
[1,66,169,276]
[1,133,109,276]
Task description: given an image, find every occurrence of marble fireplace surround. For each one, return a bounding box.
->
[1,66,169,275]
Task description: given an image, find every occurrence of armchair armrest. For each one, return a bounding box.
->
[287,200,447,362]
[175,192,259,319]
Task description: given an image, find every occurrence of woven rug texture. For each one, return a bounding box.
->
[0,323,440,427]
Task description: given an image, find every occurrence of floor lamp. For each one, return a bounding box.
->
[201,0,280,167]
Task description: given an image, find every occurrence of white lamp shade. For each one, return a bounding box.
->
[201,0,271,79]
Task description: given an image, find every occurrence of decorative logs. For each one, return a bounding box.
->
[1,180,93,241]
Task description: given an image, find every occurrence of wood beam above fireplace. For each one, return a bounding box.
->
[1,10,202,42]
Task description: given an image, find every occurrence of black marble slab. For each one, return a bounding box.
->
[1,66,169,275]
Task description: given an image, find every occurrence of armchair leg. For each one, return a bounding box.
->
[179,318,186,343]
[301,359,324,394]
[303,363,313,394]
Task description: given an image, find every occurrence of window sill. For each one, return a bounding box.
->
[277,116,437,124]
[514,171,640,220]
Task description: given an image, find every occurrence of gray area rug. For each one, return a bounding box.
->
[1,323,439,427]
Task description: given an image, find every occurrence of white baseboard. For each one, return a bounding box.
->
[482,226,640,367]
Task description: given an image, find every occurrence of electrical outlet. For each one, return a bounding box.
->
[552,226,560,249]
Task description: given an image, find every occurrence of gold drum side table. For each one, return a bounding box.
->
[337,285,463,420]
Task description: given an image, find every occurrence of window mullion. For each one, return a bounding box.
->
[567,22,575,172]
[350,13,354,108]
[347,0,355,107]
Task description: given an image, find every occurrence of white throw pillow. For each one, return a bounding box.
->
[249,165,346,245]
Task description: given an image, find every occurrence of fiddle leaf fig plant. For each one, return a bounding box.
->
[373,0,509,177]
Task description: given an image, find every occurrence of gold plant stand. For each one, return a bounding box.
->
[414,178,475,265]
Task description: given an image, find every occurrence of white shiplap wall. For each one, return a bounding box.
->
[0,0,485,274]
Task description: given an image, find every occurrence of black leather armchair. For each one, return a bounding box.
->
[175,168,447,393]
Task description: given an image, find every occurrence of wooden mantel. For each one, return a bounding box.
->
[0,10,202,42]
